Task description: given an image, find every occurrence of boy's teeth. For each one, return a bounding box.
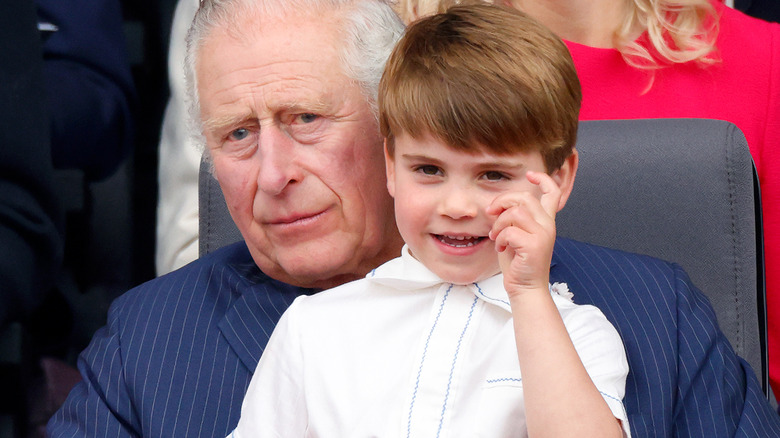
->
[437,235,482,247]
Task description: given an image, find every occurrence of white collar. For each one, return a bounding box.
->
[367,245,573,313]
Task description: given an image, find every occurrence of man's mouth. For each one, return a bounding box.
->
[267,210,326,226]
[434,234,487,248]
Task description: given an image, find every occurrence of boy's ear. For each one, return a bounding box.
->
[551,148,578,212]
[384,139,396,198]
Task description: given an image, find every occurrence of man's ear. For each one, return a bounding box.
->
[550,148,578,212]
[384,139,396,198]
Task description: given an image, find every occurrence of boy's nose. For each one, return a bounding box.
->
[438,185,479,219]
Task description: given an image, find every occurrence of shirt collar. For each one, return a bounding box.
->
[367,245,513,313]
[368,245,573,313]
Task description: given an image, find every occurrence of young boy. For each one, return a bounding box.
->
[229,4,630,437]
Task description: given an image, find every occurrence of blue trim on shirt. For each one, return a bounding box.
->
[407,284,453,437]
[473,282,510,308]
[486,377,522,384]
[436,295,479,437]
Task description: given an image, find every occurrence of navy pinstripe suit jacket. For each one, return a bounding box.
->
[48,238,780,437]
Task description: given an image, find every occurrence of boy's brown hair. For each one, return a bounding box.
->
[378,3,582,171]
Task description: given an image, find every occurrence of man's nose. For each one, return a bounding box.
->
[438,184,479,219]
[256,127,302,196]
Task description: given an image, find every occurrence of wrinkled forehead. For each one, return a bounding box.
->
[194,10,371,132]
[201,2,348,51]
[196,7,348,83]
[196,15,348,91]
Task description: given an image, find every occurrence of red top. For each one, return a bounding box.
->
[566,1,780,394]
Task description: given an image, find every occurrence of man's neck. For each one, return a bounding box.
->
[506,0,630,48]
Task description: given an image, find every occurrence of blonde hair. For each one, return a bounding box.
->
[393,0,459,23]
[393,0,720,68]
[379,4,582,172]
[618,0,719,68]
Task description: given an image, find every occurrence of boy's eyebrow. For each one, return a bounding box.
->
[473,161,526,170]
[401,153,528,170]
[400,153,442,162]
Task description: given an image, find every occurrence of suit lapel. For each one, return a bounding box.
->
[217,259,314,371]
[218,292,267,371]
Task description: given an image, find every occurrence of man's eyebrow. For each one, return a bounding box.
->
[202,100,331,131]
[202,111,255,132]
[277,100,329,114]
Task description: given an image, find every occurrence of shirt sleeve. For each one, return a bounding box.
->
[559,298,631,437]
[232,297,309,437]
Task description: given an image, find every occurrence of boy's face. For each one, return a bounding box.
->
[385,132,560,285]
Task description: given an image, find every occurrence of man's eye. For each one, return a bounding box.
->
[230,128,250,141]
[297,113,318,124]
[483,171,508,181]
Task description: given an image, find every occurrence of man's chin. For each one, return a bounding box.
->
[277,266,362,290]
[253,251,360,290]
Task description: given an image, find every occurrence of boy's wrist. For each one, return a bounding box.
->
[506,282,551,303]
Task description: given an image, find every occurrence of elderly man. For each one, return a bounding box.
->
[49,0,404,436]
[49,0,780,436]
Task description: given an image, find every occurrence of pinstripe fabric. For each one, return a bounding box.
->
[551,238,780,436]
[48,238,780,437]
[47,242,312,438]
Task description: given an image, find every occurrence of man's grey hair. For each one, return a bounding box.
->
[184,0,405,155]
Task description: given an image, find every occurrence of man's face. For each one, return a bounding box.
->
[197,11,402,289]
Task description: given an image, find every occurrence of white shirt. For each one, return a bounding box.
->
[232,246,631,437]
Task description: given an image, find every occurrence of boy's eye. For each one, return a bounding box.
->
[415,165,442,176]
[483,171,508,181]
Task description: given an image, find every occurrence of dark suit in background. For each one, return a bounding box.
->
[736,0,780,23]
[0,1,63,434]
[0,0,62,331]
[37,0,136,181]
[13,1,138,435]
[48,238,780,437]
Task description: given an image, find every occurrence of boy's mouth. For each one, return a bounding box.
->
[434,234,486,248]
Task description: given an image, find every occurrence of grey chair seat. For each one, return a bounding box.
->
[557,118,765,393]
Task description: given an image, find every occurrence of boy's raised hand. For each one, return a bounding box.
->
[487,171,561,298]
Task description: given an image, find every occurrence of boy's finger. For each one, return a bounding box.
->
[487,191,535,216]
[493,226,531,254]
[489,203,547,240]
[490,190,552,232]
[527,171,562,218]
